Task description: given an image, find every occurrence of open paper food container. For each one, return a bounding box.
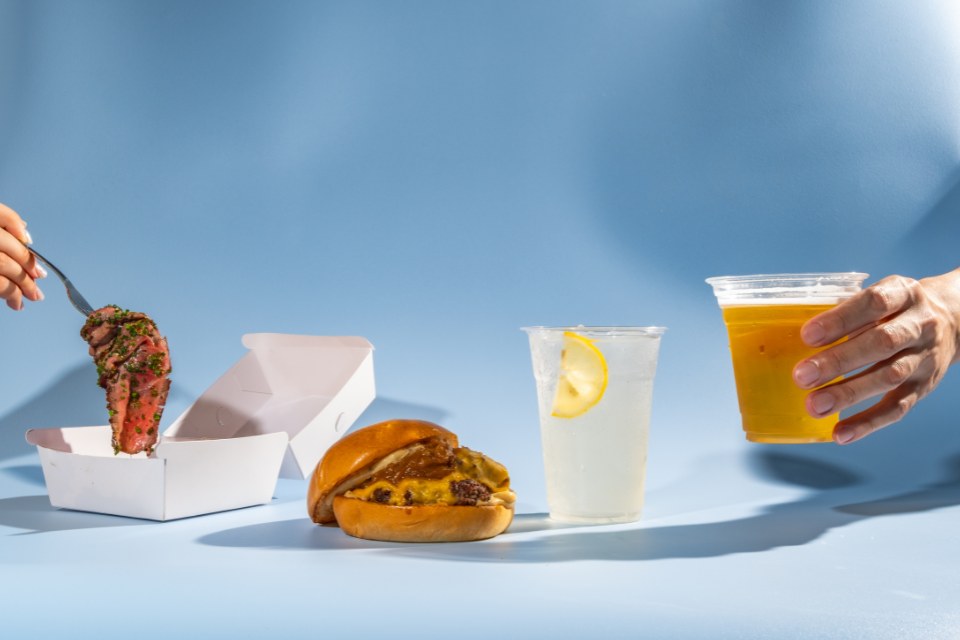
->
[25,333,375,521]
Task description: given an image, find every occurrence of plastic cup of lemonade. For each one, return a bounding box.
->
[523,326,666,523]
[706,273,868,444]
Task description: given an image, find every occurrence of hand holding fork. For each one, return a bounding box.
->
[0,203,46,311]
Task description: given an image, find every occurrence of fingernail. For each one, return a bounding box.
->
[811,392,835,415]
[23,229,33,245]
[835,426,854,445]
[794,360,820,387]
[35,264,48,279]
[802,321,826,346]
[34,288,44,301]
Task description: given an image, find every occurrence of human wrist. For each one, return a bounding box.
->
[924,268,960,365]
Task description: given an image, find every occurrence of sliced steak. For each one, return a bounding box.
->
[81,305,172,455]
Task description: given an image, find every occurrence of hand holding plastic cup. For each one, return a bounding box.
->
[706,273,868,444]
[523,326,666,523]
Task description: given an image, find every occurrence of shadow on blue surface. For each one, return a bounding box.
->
[378,460,960,563]
[0,361,195,512]
[747,450,864,490]
[195,451,960,559]
[197,518,397,550]
[196,511,593,551]
[1,360,445,468]
[835,454,960,517]
[0,361,193,463]
[354,396,449,429]
[2,465,45,486]
[0,495,145,534]
[0,363,102,462]
[896,168,960,277]
[11,359,957,554]
[0,394,449,534]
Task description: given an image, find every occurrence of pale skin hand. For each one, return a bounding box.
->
[793,269,960,445]
[0,203,45,310]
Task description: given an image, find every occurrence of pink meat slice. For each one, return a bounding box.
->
[80,305,172,455]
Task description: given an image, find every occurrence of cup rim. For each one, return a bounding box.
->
[705,272,869,287]
[706,272,869,303]
[521,325,667,336]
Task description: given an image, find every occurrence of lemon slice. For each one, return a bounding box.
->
[551,331,608,418]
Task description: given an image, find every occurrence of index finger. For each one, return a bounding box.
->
[0,226,35,272]
[0,203,30,245]
[800,276,917,347]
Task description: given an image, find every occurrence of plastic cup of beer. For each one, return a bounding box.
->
[706,273,868,444]
[523,326,666,523]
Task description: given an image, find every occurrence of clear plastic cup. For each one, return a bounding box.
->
[523,326,666,523]
[706,273,869,443]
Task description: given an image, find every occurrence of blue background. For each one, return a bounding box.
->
[1,1,959,637]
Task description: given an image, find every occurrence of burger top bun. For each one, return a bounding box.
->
[308,419,458,524]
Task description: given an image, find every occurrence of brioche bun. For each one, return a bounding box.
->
[307,419,514,542]
[308,419,457,524]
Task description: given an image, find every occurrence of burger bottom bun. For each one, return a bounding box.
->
[332,495,514,543]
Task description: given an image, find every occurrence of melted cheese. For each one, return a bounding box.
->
[345,447,514,507]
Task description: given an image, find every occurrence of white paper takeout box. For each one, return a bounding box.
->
[25,333,375,521]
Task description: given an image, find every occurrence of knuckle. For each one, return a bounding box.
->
[14,247,31,266]
[1,244,30,267]
[917,308,944,342]
[876,322,903,353]
[903,316,923,342]
[899,277,921,299]
[835,382,858,407]
[0,278,18,303]
[882,391,917,423]
[894,396,915,420]
[884,358,911,387]
[865,285,896,316]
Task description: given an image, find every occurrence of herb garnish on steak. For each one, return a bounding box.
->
[81,305,172,455]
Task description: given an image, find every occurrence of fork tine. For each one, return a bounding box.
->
[68,288,95,317]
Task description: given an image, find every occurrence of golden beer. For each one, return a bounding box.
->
[706,273,868,444]
[721,303,838,443]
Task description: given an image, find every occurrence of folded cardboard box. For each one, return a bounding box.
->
[26,333,375,521]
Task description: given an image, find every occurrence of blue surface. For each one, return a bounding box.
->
[1,1,959,637]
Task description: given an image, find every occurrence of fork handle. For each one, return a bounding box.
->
[25,245,96,317]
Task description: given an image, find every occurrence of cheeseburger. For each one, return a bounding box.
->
[308,419,516,542]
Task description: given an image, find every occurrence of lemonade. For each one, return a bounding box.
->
[524,327,665,523]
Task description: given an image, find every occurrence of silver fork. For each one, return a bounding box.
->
[26,246,95,317]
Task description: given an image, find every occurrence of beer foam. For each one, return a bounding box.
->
[715,285,854,306]
[718,296,848,306]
